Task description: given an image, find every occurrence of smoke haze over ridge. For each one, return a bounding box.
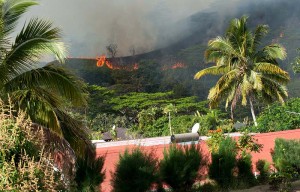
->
[21,0,291,58]
[21,0,240,57]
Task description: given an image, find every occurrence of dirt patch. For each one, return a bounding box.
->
[232,180,300,192]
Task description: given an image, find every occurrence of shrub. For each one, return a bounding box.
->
[206,128,224,153]
[270,138,300,192]
[111,148,158,192]
[237,130,263,153]
[235,152,256,189]
[0,107,67,191]
[253,98,300,133]
[256,159,270,184]
[269,171,294,192]
[159,144,204,192]
[209,137,237,190]
[272,138,300,174]
[74,156,105,192]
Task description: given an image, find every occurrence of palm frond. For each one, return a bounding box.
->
[56,109,96,162]
[208,69,240,107]
[254,62,289,77]
[194,65,229,79]
[241,75,253,105]
[205,37,241,63]
[262,44,287,60]
[261,76,288,103]
[225,83,239,108]
[2,0,38,34]
[252,24,269,51]
[10,88,63,135]
[226,15,248,52]
[250,70,263,91]
[4,64,87,107]
[4,18,66,81]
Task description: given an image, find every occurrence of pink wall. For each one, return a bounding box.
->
[96,129,300,192]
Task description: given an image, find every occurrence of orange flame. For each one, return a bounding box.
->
[162,62,187,71]
[133,63,139,70]
[171,62,186,69]
[96,55,106,67]
[95,55,138,71]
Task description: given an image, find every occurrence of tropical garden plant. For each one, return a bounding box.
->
[194,16,290,126]
[209,137,237,190]
[0,0,94,160]
[111,148,158,192]
[252,98,300,133]
[0,102,69,191]
[270,138,300,191]
[159,143,204,192]
[256,159,270,184]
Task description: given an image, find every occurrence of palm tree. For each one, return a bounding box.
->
[0,0,93,159]
[194,16,290,126]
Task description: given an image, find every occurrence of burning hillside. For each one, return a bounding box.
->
[68,55,187,72]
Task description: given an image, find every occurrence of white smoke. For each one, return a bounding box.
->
[20,0,220,57]
[21,0,269,57]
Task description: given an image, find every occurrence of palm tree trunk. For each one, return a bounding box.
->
[249,98,258,127]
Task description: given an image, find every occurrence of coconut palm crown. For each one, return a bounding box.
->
[0,0,93,159]
[194,16,290,126]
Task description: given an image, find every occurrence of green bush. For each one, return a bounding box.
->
[272,138,300,174]
[269,171,294,192]
[206,128,224,153]
[270,138,300,192]
[235,152,256,189]
[74,156,105,192]
[111,148,158,192]
[256,159,270,184]
[159,144,204,192]
[209,137,237,190]
[253,98,300,133]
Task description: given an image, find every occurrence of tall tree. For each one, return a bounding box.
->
[0,0,92,159]
[194,16,290,126]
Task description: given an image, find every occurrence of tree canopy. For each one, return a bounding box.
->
[194,16,290,125]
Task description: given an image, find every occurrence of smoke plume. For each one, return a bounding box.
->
[22,0,297,57]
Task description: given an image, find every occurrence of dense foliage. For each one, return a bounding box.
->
[159,144,204,192]
[207,131,262,190]
[111,148,158,192]
[0,107,68,191]
[74,156,105,192]
[270,138,300,191]
[272,138,300,173]
[86,85,217,138]
[0,0,95,162]
[252,98,300,132]
[256,159,270,184]
[235,152,256,189]
[209,137,237,189]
